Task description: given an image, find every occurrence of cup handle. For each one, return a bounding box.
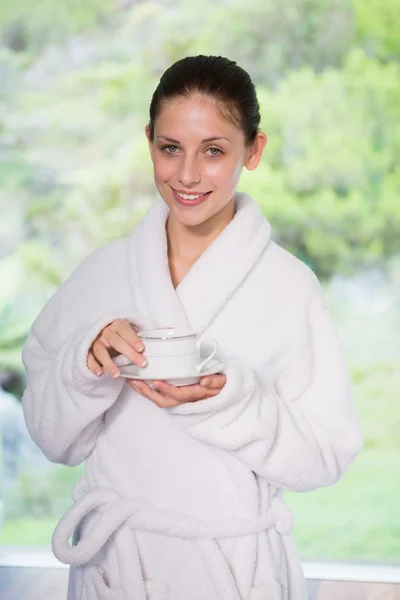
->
[196,338,218,373]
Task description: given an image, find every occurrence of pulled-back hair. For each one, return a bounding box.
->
[148,55,261,146]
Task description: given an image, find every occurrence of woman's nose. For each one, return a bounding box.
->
[178,156,201,187]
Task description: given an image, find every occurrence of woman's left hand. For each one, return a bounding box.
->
[125,374,226,408]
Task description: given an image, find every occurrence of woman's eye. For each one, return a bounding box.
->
[162,145,179,153]
[206,147,223,156]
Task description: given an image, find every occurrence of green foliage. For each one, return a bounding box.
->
[0,515,56,545]
[287,450,400,560]
[0,0,116,52]
[191,0,355,86]
[3,463,83,520]
[239,51,400,276]
[0,303,31,371]
[354,0,400,61]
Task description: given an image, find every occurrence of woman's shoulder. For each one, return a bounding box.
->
[76,235,128,271]
[262,239,324,304]
[63,235,130,290]
[30,236,132,337]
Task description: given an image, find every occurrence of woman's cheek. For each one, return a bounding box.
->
[154,160,173,185]
[210,158,243,188]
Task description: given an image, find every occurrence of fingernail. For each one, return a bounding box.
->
[136,343,145,352]
[112,370,120,378]
[140,358,148,367]
[200,378,209,386]
[96,369,103,377]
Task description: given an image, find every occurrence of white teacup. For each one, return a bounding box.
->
[136,328,218,379]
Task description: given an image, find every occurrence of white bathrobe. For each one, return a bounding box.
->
[22,193,363,600]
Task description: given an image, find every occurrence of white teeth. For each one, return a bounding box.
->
[176,192,206,200]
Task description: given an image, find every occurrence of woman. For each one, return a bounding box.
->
[22,55,363,600]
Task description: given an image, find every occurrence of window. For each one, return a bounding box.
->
[1,0,399,566]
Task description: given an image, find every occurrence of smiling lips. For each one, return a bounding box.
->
[172,188,212,207]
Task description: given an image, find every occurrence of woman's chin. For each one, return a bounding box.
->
[172,210,209,228]
[164,200,209,227]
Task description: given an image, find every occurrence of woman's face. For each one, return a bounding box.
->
[146,94,266,228]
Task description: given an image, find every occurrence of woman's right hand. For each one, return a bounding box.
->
[87,320,147,378]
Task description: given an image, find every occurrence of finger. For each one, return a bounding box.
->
[87,352,104,376]
[103,331,148,367]
[126,380,180,408]
[110,320,145,352]
[152,379,222,396]
[151,381,218,403]
[98,336,111,349]
[150,380,188,402]
[92,340,120,378]
[200,374,226,389]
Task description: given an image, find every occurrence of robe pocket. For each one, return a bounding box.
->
[250,581,283,600]
[91,566,169,600]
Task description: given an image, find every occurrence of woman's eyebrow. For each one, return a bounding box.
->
[157,135,231,144]
[202,136,231,143]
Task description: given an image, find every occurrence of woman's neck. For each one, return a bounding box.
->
[166,198,236,266]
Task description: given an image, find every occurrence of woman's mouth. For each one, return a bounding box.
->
[172,189,212,207]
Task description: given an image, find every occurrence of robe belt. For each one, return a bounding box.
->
[52,488,294,600]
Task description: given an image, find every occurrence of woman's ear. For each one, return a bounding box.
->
[244,131,267,171]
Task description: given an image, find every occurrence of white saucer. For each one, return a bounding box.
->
[120,358,225,386]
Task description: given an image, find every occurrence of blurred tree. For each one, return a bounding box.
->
[0,0,116,52]
[240,50,400,276]
[0,301,33,376]
[354,0,400,62]
[193,0,355,87]
[118,0,356,87]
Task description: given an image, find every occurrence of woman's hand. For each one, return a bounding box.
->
[125,375,226,408]
[87,320,147,378]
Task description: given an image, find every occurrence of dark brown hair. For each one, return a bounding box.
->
[148,55,261,146]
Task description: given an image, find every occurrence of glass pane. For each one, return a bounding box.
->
[286,266,400,561]
[1,0,399,567]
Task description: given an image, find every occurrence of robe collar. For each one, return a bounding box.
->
[128,192,271,335]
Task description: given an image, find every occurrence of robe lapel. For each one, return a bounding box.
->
[128,198,190,329]
[176,193,271,333]
[128,193,271,335]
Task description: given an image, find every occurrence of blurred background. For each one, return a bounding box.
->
[0,0,399,563]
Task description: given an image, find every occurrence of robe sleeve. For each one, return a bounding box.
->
[166,299,363,492]
[21,312,133,467]
[20,240,147,467]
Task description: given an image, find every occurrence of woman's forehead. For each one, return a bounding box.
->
[154,94,241,139]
